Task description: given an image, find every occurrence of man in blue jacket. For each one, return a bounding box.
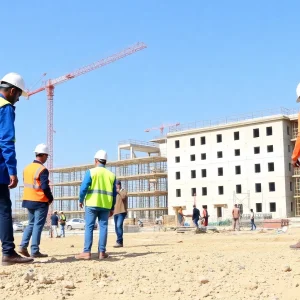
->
[0,72,33,265]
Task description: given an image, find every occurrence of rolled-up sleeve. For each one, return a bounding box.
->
[0,105,17,175]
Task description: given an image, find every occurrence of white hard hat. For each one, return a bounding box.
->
[94,150,107,161]
[297,83,300,103]
[34,143,49,155]
[0,72,28,98]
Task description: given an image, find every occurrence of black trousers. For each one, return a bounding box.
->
[0,184,15,255]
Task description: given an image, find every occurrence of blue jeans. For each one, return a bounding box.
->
[84,207,109,253]
[60,224,65,237]
[114,213,126,245]
[193,218,199,227]
[251,219,256,230]
[0,185,15,255]
[20,205,49,254]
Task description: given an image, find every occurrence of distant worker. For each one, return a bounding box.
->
[113,180,128,247]
[51,211,59,238]
[59,211,66,238]
[232,204,240,231]
[75,150,116,260]
[202,205,209,226]
[250,209,256,231]
[177,207,185,226]
[19,144,54,258]
[0,73,34,265]
[290,83,300,249]
[192,204,200,227]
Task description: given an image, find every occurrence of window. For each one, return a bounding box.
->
[217,134,222,143]
[236,185,242,194]
[235,166,241,175]
[255,164,261,173]
[190,138,195,146]
[288,145,291,152]
[202,187,207,196]
[217,151,223,158]
[291,202,294,212]
[256,203,262,213]
[287,126,290,135]
[218,186,224,195]
[175,172,180,180]
[191,170,196,179]
[253,128,259,138]
[175,140,180,148]
[266,126,273,136]
[190,154,195,161]
[175,156,180,163]
[268,162,274,172]
[234,131,240,140]
[289,163,292,172]
[201,169,207,178]
[290,182,293,192]
[270,202,276,212]
[254,147,260,154]
[269,182,275,192]
[201,136,206,145]
[235,149,240,156]
[255,183,261,193]
[201,153,206,160]
[176,189,181,197]
[267,145,273,152]
[191,188,196,196]
[218,167,223,176]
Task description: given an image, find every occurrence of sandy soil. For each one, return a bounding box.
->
[1,227,300,300]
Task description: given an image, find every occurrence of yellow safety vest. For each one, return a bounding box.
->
[0,97,11,108]
[85,167,116,209]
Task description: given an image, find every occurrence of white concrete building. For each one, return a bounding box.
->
[153,109,299,220]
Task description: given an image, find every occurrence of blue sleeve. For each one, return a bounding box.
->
[40,169,53,202]
[111,178,117,210]
[0,105,17,175]
[79,170,92,203]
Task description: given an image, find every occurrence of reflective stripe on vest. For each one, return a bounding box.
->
[85,167,115,209]
[23,163,48,202]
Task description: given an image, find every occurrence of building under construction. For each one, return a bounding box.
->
[15,140,168,221]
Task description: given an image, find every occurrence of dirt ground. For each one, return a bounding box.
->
[1,227,300,300]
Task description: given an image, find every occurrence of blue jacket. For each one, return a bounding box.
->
[79,164,117,211]
[0,94,17,185]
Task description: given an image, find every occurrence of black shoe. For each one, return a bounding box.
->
[31,252,48,258]
[2,253,34,266]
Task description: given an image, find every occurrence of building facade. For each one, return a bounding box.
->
[166,112,297,220]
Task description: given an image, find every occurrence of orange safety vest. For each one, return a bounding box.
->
[292,113,300,162]
[23,162,48,202]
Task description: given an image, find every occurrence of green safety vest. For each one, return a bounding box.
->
[85,167,115,209]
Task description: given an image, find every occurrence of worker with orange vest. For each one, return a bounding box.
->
[19,144,53,258]
[290,83,300,249]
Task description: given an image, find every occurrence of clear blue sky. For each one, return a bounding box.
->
[1,0,300,195]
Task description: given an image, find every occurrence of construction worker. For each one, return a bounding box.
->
[75,150,116,260]
[50,211,59,238]
[0,73,34,265]
[113,180,128,247]
[19,144,53,258]
[59,211,66,237]
[290,83,300,249]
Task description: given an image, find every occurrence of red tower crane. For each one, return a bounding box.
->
[145,122,180,135]
[28,42,147,171]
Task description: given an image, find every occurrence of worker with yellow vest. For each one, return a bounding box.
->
[19,144,54,258]
[0,73,34,266]
[75,150,116,260]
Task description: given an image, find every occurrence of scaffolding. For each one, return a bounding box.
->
[15,140,168,221]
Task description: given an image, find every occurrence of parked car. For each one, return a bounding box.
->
[13,222,24,232]
[66,218,97,230]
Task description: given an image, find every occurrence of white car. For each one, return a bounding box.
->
[66,218,98,230]
[13,222,24,232]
